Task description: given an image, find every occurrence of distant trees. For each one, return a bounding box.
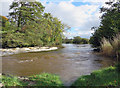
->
[73,36,89,44]
[63,36,89,44]
[73,36,82,44]
[62,38,73,44]
[1,0,69,48]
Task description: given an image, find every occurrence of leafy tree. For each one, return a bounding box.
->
[73,36,82,44]
[1,0,67,48]
[90,0,120,47]
[9,0,45,28]
[81,38,89,44]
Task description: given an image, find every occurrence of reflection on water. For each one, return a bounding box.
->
[2,44,115,86]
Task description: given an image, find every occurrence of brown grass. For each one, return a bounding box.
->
[101,34,120,57]
[101,38,113,56]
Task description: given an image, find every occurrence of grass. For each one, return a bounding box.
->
[1,66,120,87]
[71,66,120,87]
[1,73,63,87]
[101,34,120,58]
[101,38,113,56]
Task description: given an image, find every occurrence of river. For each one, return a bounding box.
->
[2,44,115,86]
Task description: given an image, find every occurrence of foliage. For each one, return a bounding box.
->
[81,38,89,44]
[71,66,120,87]
[0,15,8,27]
[1,0,68,48]
[73,36,82,44]
[90,0,120,47]
[63,36,89,44]
[73,36,89,44]
[2,73,63,87]
[62,38,73,44]
[115,63,120,72]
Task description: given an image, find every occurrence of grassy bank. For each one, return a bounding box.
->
[1,65,120,87]
[1,73,63,87]
[71,66,120,87]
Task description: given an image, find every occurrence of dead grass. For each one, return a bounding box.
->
[101,34,120,57]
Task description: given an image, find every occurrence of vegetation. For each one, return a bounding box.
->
[63,36,89,44]
[101,34,120,58]
[1,73,63,87]
[1,64,120,87]
[90,1,120,47]
[71,66,120,87]
[1,0,69,48]
[89,0,120,59]
[62,38,73,44]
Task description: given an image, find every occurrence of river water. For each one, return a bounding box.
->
[2,44,115,86]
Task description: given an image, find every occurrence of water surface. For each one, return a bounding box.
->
[2,44,115,86]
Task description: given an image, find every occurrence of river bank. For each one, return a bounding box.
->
[2,44,115,86]
[1,73,63,87]
[1,65,120,87]
[71,65,120,87]
[0,47,58,56]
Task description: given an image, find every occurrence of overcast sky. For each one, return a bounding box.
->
[0,0,112,39]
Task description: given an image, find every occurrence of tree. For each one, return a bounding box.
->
[81,38,89,44]
[73,36,82,44]
[1,0,67,48]
[9,0,45,28]
[90,0,120,47]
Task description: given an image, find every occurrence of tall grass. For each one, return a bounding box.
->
[101,34,120,58]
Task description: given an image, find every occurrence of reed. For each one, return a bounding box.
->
[101,34,120,58]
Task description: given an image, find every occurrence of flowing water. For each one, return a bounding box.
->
[2,44,115,86]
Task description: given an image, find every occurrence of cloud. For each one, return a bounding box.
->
[43,1,102,38]
[1,0,106,38]
[44,2,100,27]
[0,0,13,16]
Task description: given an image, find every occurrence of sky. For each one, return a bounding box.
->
[0,0,112,39]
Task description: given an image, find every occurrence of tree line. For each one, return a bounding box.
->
[63,36,89,44]
[0,0,69,48]
[89,0,120,58]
